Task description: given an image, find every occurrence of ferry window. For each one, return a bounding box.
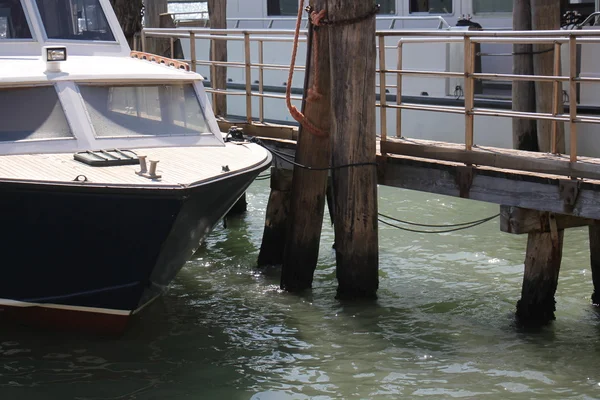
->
[0,87,73,142]
[473,0,512,13]
[379,0,396,14]
[267,0,298,16]
[409,0,453,14]
[79,84,211,138]
[0,0,32,39]
[35,0,115,41]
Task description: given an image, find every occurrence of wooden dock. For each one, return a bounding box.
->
[140,22,600,325]
[219,120,600,222]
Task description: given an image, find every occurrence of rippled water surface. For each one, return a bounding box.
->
[2,181,600,399]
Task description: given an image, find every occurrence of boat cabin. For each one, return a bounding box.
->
[0,0,222,156]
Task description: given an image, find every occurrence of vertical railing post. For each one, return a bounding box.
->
[244,32,253,124]
[210,36,217,109]
[259,40,265,123]
[141,30,146,53]
[378,35,388,142]
[464,36,474,151]
[189,32,197,72]
[170,37,175,59]
[396,42,403,138]
[569,35,578,163]
[551,41,561,154]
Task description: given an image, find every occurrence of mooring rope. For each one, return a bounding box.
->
[286,0,327,137]
[378,213,499,234]
[286,2,380,137]
[250,137,377,170]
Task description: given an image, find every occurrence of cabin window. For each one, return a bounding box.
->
[0,0,32,39]
[35,0,115,41]
[267,0,298,16]
[473,0,512,13]
[0,86,73,142]
[79,84,212,138]
[409,0,453,14]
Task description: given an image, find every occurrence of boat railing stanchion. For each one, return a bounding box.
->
[396,40,403,139]
[244,32,253,125]
[378,35,388,142]
[551,41,562,154]
[569,34,578,164]
[259,39,265,123]
[210,33,217,110]
[464,34,475,151]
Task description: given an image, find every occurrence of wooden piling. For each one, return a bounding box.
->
[143,0,168,55]
[257,168,293,267]
[589,225,600,305]
[226,193,248,217]
[516,213,564,325]
[208,0,228,117]
[531,0,565,153]
[327,0,379,300]
[109,0,143,49]
[512,0,538,151]
[281,0,332,292]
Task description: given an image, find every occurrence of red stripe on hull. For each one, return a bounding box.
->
[0,305,131,335]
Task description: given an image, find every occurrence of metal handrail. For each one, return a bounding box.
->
[141,27,600,165]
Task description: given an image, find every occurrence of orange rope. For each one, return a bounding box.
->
[286,1,327,137]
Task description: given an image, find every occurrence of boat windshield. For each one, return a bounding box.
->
[0,0,32,39]
[0,86,73,142]
[79,84,212,138]
[35,0,115,41]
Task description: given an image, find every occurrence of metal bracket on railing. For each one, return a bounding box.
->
[455,165,474,198]
[559,179,580,210]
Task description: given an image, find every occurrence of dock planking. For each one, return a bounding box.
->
[219,120,600,221]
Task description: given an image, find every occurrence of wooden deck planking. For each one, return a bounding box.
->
[0,144,268,188]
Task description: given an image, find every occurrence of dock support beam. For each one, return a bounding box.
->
[589,225,600,305]
[226,193,248,217]
[257,168,293,267]
[328,0,379,299]
[517,227,564,325]
[281,0,332,292]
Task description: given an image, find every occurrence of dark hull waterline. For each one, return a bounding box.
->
[0,162,270,334]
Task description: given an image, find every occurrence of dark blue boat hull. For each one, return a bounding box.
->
[0,166,267,332]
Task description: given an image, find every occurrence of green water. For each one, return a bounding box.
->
[1,181,600,399]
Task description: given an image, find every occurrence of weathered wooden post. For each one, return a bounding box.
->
[501,207,571,324]
[257,168,293,267]
[144,0,169,55]
[516,217,564,325]
[208,0,228,117]
[532,0,565,153]
[507,0,566,326]
[281,0,333,292]
[327,0,379,299]
[109,0,143,49]
[512,0,538,151]
[589,225,600,304]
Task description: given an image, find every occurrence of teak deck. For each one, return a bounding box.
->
[0,144,269,189]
